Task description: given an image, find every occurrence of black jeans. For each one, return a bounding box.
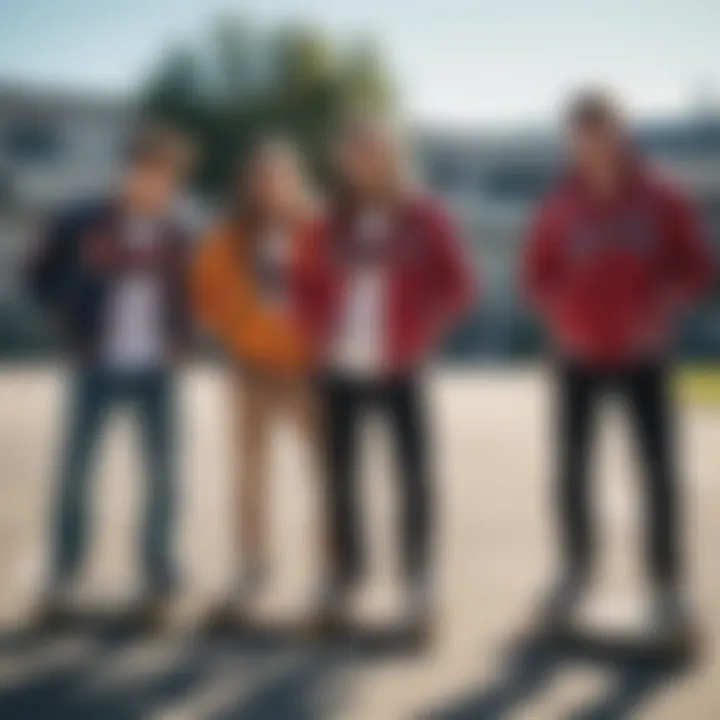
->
[556,360,679,586]
[319,373,431,586]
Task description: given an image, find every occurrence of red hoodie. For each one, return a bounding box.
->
[292,194,476,373]
[522,163,714,366]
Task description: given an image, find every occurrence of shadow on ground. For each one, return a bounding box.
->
[0,623,417,719]
[0,623,695,719]
[424,634,694,720]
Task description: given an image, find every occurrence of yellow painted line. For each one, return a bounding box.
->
[676,367,720,405]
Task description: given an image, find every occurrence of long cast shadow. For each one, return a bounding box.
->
[0,627,219,719]
[425,634,693,720]
[0,620,420,719]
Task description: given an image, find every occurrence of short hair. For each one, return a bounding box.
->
[565,89,623,130]
[125,122,194,173]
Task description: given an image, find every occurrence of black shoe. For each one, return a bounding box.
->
[33,579,80,631]
[206,595,254,634]
[400,573,434,646]
[228,565,266,609]
[312,580,353,637]
[34,598,72,632]
[540,572,587,631]
[208,565,268,630]
[131,593,174,633]
[649,584,691,639]
[131,574,181,632]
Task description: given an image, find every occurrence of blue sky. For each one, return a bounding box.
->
[0,0,718,127]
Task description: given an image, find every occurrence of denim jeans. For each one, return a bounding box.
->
[53,367,177,590]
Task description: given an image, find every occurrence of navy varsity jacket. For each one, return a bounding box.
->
[26,198,193,360]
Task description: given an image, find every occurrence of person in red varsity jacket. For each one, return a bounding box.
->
[522,91,714,636]
[293,116,475,635]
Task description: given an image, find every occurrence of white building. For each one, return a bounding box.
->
[0,82,718,355]
[0,84,130,302]
[413,119,720,355]
[415,120,720,303]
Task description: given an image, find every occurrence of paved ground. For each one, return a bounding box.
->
[0,364,718,719]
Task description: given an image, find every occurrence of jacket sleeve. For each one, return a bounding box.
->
[190,234,228,338]
[167,227,195,353]
[290,220,333,344]
[426,200,477,329]
[661,186,715,307]
[25,208,78,313]
[521,200,564,316]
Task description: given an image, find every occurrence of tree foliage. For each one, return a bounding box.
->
[140,18,394,197]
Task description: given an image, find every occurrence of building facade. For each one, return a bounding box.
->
[414,118,720,357]
[0,83,718,357]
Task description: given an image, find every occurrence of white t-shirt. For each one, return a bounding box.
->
[102,216,166,370]
[329,209,389,377]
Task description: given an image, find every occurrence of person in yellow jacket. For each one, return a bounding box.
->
[192,138,321,618]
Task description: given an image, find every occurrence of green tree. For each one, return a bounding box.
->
[140,18,393,197]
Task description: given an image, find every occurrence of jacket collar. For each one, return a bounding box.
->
[561,152,651,201]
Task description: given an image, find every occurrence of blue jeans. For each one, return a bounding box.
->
[53,367,177,590]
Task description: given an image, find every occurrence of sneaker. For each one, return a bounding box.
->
[540,571,587,630]
[208,565,267,630]
[132,572,182,632]
[229,565,266,606]
[33,578,81,629]
[133,588,178,633]
[407,573,433,622]
[312,579,353,635]
[402,573,435,648]
[227,565,267,613]
[648,584,691,640]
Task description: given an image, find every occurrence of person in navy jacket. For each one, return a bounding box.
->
[522,91,714,634]
[26,124,194,625]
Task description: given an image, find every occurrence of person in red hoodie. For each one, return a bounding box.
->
[522,90,714,635]
[293,115,475,636]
